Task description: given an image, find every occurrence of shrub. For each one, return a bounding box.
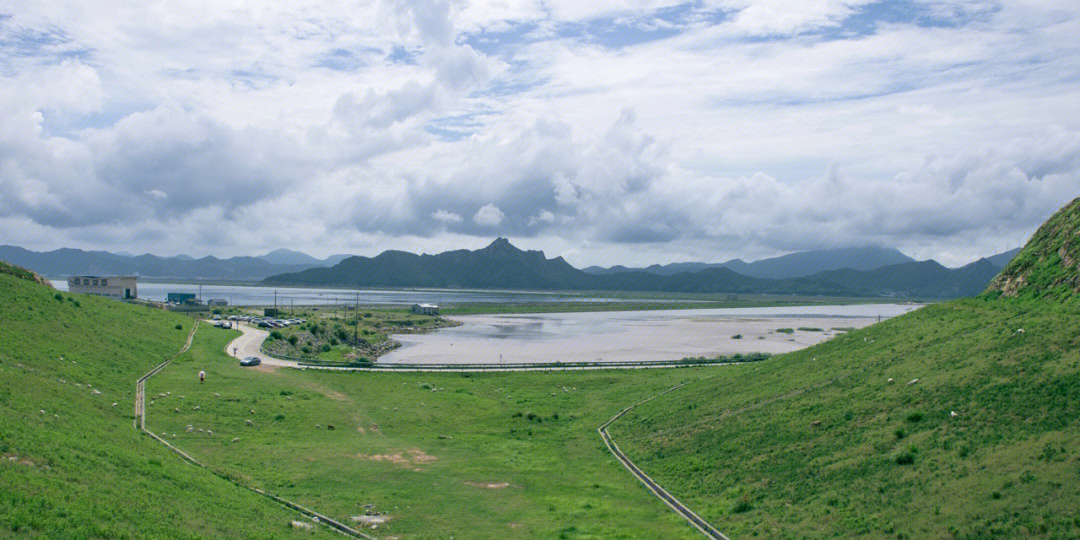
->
[732,334,743,339]
[287,335,298,346]
[776,328,794,334]
[274,414,285,422]
[906,412,924,423]
[894,428,907,440]
[269,330,283,340]
[320,344,331,353]
[175,324,183,330]
[731,496,753,514]
[54,293,63,301]
[895,453,915,465]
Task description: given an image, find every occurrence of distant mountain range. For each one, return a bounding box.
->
[0,245,345,281]
[264,238,1017,299]
[582,246,916,279]
[0,240,1020,298]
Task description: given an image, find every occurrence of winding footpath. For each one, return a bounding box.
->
[599,379,730,540]
[134,321,371,539]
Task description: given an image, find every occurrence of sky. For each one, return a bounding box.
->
[1,0,1079,268]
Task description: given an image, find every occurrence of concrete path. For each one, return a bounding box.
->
[599,379,730,540]
[220,322,298,367]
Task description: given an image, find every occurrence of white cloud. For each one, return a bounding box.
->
[0,1,1079,267]
[432,209,463,222]
[473,204,505,227]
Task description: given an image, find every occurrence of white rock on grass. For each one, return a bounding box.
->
[290,521,313,530]
[907,378,919,386]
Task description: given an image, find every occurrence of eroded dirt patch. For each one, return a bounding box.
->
[465,481,511,489]
[357,448,437,471]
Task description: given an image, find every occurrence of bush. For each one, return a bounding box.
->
[320,344,331,353]
[895,453,915,465]
[274,414,285,422]
[54,293,63,301]
[175,324,183,330]
[906,412,924,423]
[287,335,298,346]
[776,328,794,334]
[269,330,283,340]
[732,334,743,339]
[212,308,222,315]
[731,496,753,514]
[894,428,906,440]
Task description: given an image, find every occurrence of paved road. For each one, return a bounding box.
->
[220,322,297,367]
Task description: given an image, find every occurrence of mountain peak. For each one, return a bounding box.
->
[986,197,1080,301]
[484,237,515,250]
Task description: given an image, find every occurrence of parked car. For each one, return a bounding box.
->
[239,356,261,367]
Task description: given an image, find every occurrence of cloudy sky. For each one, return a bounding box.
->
[2,1,1079,267]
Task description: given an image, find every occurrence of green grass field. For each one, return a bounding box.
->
[609,297,1080,538]
[146,327,709,538]
[0,265,337,539]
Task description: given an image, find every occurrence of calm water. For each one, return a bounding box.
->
[48,280,672,307]
[382,303,920,364]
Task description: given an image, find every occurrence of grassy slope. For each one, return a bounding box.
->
[0,267,335,539]
[609,297,1080,538]
[147,328,709,539]
[987,197,1080,301]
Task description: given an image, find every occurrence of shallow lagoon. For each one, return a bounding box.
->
[382,303,920,364]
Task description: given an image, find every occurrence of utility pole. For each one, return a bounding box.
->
[274,289,278,311]
[354,292,360,344]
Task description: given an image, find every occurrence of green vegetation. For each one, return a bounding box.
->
[775,327,794,334]
[261,308,453,361]
[608,297,1080,538]
[0,265,335,538]
[796,327,823,332]
[986,197,1080,302]
[147,330,702,538]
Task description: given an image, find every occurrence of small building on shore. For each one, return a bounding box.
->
[207,298,228,306]
[411,303,439,315]
[167,292,197,304]
[68,276,137,300]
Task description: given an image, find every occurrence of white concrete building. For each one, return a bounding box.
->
[411,303,439,315]
[67,276,137,300]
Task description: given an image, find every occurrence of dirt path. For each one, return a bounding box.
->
[599,378,730,540]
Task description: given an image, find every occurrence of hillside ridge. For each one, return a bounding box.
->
[986,197,1080,301]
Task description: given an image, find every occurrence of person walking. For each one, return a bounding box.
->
[198,370,205,383]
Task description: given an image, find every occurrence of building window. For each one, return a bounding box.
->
[92,279,98,286]
[101,279,108,286]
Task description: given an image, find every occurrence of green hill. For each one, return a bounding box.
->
[606,200,1080,538]
[986,197,1080,302]
[0,261,334,538]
